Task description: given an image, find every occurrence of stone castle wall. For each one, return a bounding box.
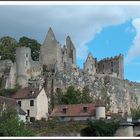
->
[44,70,140,114]
[1,27,140,115]
[40,28,76,72]
[0,60,16,89]
[39,28,58,67]
[97,54,124,79]
[66,36,76,65]
[84,53,96,75]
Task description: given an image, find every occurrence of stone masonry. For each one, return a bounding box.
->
[0,27,140,115]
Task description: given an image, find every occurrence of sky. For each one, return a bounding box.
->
[0,3,140,82]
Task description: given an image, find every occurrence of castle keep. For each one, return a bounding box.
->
[14,27,124,89]
[39,27,76,72]
[0,27,140,115]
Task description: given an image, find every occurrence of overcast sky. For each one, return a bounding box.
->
[0,4,140,81]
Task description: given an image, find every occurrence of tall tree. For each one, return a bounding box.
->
[18,36,41,61]
[55,86,93,105]
[81,85,93,103]
[61,86,81,104]
[0,36,18,62]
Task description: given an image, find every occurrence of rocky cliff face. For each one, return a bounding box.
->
[44,68,140,114]
[1,58,140,115]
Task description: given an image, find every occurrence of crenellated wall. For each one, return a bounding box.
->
[97,54,124,79]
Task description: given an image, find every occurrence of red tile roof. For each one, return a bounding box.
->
[12,87,41,99]
[50,103,96,117]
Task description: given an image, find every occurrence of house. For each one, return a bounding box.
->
[12,87,48,122]
[0,96,26,122]
[50,103,106,122]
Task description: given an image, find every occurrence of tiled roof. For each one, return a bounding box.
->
[50,103,96,117]
[0,96,26,115]
[12,87,41,99]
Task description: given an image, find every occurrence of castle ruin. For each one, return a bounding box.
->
[0,27,140,115]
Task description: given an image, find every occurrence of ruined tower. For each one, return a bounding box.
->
[16,47,31,87]
[66,36,76,66]
[39,27,62,71]
[61,45,68,72]
[84,53,96,75]
[97,54,124,79]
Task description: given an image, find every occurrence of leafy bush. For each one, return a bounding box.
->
[0,85,20,97]
[81,119,119,136]
[0,107,34,136]
[130,106,140,119]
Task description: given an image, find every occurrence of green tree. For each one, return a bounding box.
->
[81,85,93,103]
[54,88,64,105]
[0,36,41,62]
[0,107,34,136]
[61,86,81,104]
[81,120,119,136]
[18,36,41,61]
[0,84,21,97]
[0,36,18,62]
[55,86,94,105]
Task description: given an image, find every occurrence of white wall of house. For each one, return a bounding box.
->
[36,88,48,120]
[16,88,48,121]
[17,98,37,119]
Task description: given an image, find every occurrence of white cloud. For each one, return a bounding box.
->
[1,5,140,62]
[125,18,140,63]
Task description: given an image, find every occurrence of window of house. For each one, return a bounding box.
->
[26,53,28,58]
[30,100,34,106]
[83,106,88,113]
[26,60,28,66]
[62,108,67,114]
[27,109,30,116]
[18,101,21,107]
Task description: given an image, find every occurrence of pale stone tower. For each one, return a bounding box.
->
[84,53,96,75]
[39,27,62,71]
[62,45,68,71]
[118,54,124,79]
[66,36,76,66]
[16,47,31,87]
